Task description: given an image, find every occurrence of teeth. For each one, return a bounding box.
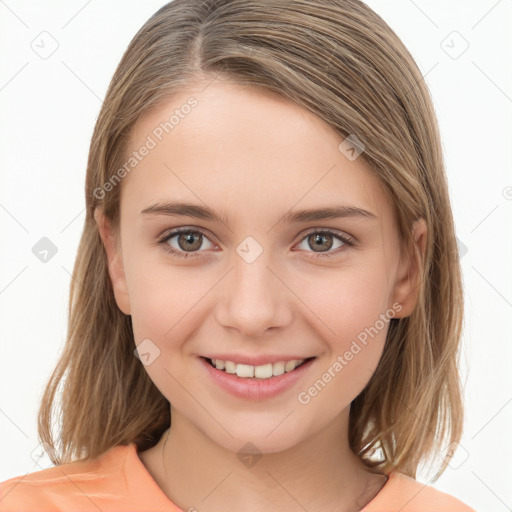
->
[254,363,273,379]
[272,361,285,376]
[236,364,254,378]
[285,360,299,372]
[211,358,306,379]
[213,359,225,370]
[224,360,236,374]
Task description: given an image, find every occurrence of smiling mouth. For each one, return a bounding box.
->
[202,356,316,379]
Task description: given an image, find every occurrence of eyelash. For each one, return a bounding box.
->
[157,227,355,260]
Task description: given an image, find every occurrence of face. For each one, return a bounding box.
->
[96,80,424,454]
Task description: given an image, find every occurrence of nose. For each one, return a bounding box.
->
[214,247,293,338]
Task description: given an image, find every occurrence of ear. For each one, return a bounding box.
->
[391,218,427,318]
[94,207,131,316]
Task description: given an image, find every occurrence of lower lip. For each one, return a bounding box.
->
[200,357,316,401]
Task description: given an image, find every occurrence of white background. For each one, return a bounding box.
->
[1,1,511,511]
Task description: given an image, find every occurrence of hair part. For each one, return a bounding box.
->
[38,0,464,481]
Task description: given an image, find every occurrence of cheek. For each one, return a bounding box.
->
[294,282,391,422]
[127,257,223,379]
[302,261,392,337]
[298,264,391,389]
[129,266,203,341]
[127,263,208,400]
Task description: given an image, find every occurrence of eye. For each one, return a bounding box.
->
[295,229,354,258]
[158,228,215,259]
[157,227,354,259]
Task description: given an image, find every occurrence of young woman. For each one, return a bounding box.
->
[0,1,476,510]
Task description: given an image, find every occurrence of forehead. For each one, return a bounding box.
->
[121,81,392,227]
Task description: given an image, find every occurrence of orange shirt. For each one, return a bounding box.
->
[0,442,476,511]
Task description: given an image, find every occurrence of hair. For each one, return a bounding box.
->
[37,0,465,481]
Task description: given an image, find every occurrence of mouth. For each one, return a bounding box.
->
[201,356,317,379]
[199,355,317,400]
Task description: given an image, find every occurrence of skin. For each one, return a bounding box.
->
[95,78,427,512]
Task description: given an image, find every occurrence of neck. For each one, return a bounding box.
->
[142,406,385,512]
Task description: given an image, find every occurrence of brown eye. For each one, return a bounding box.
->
[159,228,214,258]
[176,232,203,252]
[296,229,354,258]
[307,233,335,252]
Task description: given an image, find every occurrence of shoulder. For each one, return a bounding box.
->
[0,444,133,512]
[363,471,477,512]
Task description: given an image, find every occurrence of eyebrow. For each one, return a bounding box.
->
[140,201,377,226]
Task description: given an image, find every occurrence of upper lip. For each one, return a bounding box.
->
[202,354,316,366]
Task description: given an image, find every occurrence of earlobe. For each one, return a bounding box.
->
[392,218,427,318]
[94,207,131,316]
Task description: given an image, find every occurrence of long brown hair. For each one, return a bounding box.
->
[38,0,464,481]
